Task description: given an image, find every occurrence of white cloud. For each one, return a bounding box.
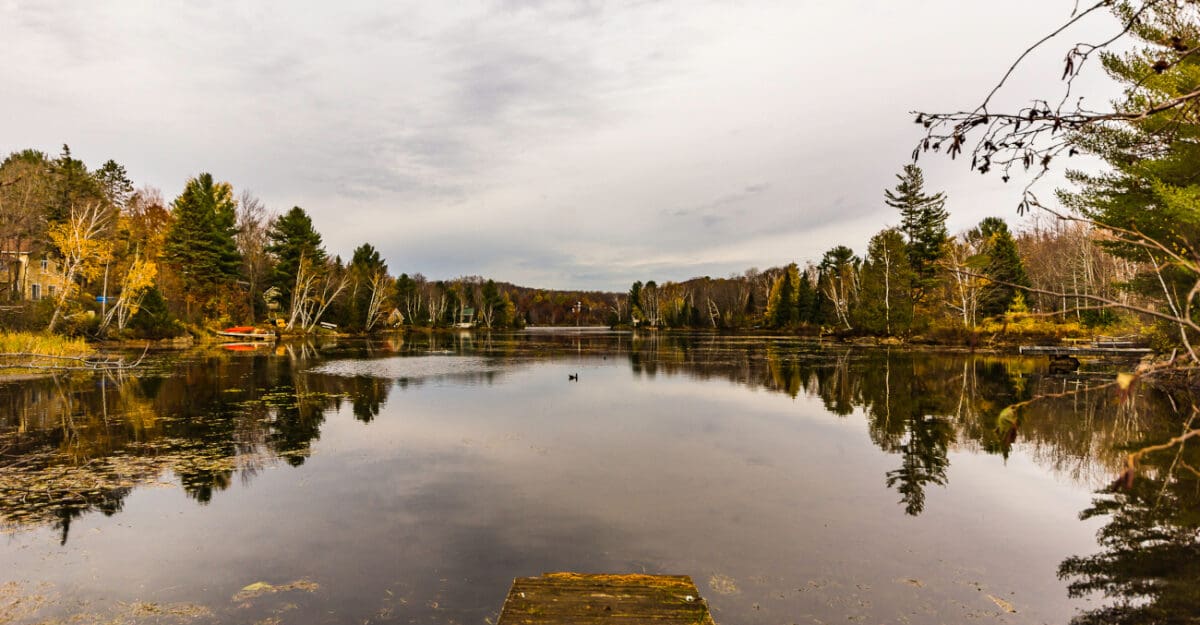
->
[0,0,1120,290]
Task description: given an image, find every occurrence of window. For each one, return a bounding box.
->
[30,284,40,300]
[47,285,56,297]
[40,259,48,271]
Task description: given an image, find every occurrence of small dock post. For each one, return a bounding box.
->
[496,572,717,625]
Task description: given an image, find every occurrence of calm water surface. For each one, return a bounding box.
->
[2,332,1197,624]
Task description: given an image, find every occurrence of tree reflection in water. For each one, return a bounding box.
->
[0,342,396,541]
[1057,407,1200,625]
[2,333,1198,621]
[759,347,1031,516]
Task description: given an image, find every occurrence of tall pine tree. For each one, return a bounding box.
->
[163,173,241,318]
[48,145,106,226]
[266,206,326,309]
[856,228,915,335]
[796,267,817,324]
[885,164,947,303]
[765,263,800,328]
[970,217,1028,318]
[1059,4,1200,313]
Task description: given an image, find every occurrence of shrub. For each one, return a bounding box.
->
[128,287,185,339]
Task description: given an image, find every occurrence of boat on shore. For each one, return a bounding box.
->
[214,326,277,341]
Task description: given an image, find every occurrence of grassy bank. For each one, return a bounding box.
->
[0,331,94,376]
[0,331,93,357]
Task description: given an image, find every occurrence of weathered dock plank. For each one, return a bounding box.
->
[1018,346,1152,357]
[497,573,717,625]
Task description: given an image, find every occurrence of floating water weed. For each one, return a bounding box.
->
[233,579,320,602]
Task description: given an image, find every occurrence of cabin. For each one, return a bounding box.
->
[0,246,69,302]
[455,306,475,328]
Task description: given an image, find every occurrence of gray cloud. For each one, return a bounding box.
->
[669,182,770,223]
[0,0,1119,291]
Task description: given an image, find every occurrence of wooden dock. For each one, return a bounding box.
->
[1018,345,1152,357]
[497,573,717,625]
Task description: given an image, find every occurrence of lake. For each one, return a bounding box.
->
[2,331,1197,625]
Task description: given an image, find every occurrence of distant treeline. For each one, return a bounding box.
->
[617,165,1141,336]
[0,147,1139,338]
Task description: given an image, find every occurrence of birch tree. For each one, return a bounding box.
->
[856,229,914,335]
[46,201,113,332]
[818,246,859,331]
[941,236,985,330]
[363,270,393,332]
[100,254,157,332]
[640,280,661,327]
[287,253,349,331]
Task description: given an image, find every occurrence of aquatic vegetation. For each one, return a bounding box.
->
[0,437,276,535]
[233,579,320,603]
[0,581,52,624]
[0,578,311,625]
[707,574,739,595]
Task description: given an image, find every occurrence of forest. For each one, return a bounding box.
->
[0,148,1143,341]
[1,1,1193,345]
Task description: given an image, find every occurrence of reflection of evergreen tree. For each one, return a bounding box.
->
[629,334,660,377]
[2,346,394,533]
[1058,446,1200,625]
[860,353,914,451]
[348,375,391,423]
[885,415,953,516]
[182,471,232,504]
[158,355,251,501]
[266,385,328,467]
[811,354,858,417]
[853,352,1026,516]
[858,352,955,516]
[766,346,804,398]
[51,487,129,545]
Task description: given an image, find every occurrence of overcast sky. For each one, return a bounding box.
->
[2,1,1120,291]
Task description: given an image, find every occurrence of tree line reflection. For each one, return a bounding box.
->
[624,333,1200,623]
[1,332,1197,622]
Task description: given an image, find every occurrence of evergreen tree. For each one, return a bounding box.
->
[93,159,133,209]
[48,144,106,225]
[480,278,510,328]
[266,207,326,309]
[628,281,643,323]
[496,292,517,328]
[970,217,1029,317]
[349,242,385,274]
[764,263,799,328]
[856,228,915,335]
[128,285,182,338]
[344,243,388,331]
[817,246,860,330]
[1059,6,1200,310]
[443,280,463,325]
[393,273,421,325]
[885,164,948,301]
[796,268,817,324]
[162,173,241,317]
